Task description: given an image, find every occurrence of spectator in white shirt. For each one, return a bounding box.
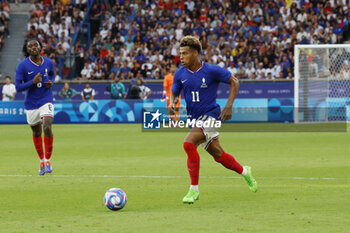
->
[246,63,256,79]
[2,76,16,101]
[150,50,164,63]
[285,15,296,30]
[312,21,324,35]
[81,62,93,79]
[175,24,183,41]
[27,17,38,31]
[296,27,309,42]
[141,58,153,71]
[269,21,278,34]
[57,23,69,39]
[280,5,290,21]
[38,17,49,32]
[185,0,195,13]
[57,37,70,52]
[297,6,308,22]
[91,64,104,80]
[256,63,266,79]
[273,59,282,79]
[99,24,109,39]
[137,79,152,100]
[227,62,237,76]
[217,57,225,68]
[106,11,116,25]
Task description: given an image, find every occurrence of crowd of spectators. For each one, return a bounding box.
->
[25,0,349,81]
[26,0,88,81]
[0,0,11,58]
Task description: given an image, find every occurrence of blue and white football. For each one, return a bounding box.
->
[104,188,127,211]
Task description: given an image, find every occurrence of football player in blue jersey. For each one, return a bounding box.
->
[168,36,258,204]
[15,39,55,176]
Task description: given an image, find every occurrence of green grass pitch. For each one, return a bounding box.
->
[0,124,349,233]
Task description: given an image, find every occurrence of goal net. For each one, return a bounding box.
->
[294,44,350,123]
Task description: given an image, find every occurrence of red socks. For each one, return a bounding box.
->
[215,152,243,174]
[183,143,243,184]
[33,134,53,161]
[183,142,200,185]
[32,135,44,160]
[44,135,53,160]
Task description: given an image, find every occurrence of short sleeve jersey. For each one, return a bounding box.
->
[15,57,55,110]
[172,62,231,120]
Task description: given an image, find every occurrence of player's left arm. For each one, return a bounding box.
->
[168,70,181,116]
[219,75,239,121]
[44,60,55,88]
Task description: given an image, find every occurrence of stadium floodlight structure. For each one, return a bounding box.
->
[294,44,350,123]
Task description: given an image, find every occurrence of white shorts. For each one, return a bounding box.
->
[26,103,54,126]
[197,115,220,150]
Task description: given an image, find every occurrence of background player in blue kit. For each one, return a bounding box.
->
[15,39,55,176]
[168,36,258,204]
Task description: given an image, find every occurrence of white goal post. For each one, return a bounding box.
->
[294,44,350,123]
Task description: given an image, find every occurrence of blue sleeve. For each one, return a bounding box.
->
[171,70,182,95]
[212,65,232,83]
[15,62,33,92]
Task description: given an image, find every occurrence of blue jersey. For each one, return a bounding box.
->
[15,57,55,110]
[172,62,231,120]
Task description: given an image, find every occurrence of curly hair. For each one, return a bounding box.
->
[180,36,202,53]
[22,39,42,57]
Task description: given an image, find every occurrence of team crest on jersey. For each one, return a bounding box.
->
[200,77,207,88]
[44,68,48,76]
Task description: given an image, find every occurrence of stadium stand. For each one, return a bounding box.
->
[0,0,11,59]
[17,0,350,81]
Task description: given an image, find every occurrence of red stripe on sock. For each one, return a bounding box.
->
[32,134,44,160]
[183,142,200,185]
[215,151,243,174]
[44,135,53,160]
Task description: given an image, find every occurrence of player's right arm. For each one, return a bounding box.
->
[167,70,181,116]
[15,62,42,92]
[168,92,180,116]
[219,75,239,121]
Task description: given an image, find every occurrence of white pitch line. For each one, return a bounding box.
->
[0,174,349,181]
